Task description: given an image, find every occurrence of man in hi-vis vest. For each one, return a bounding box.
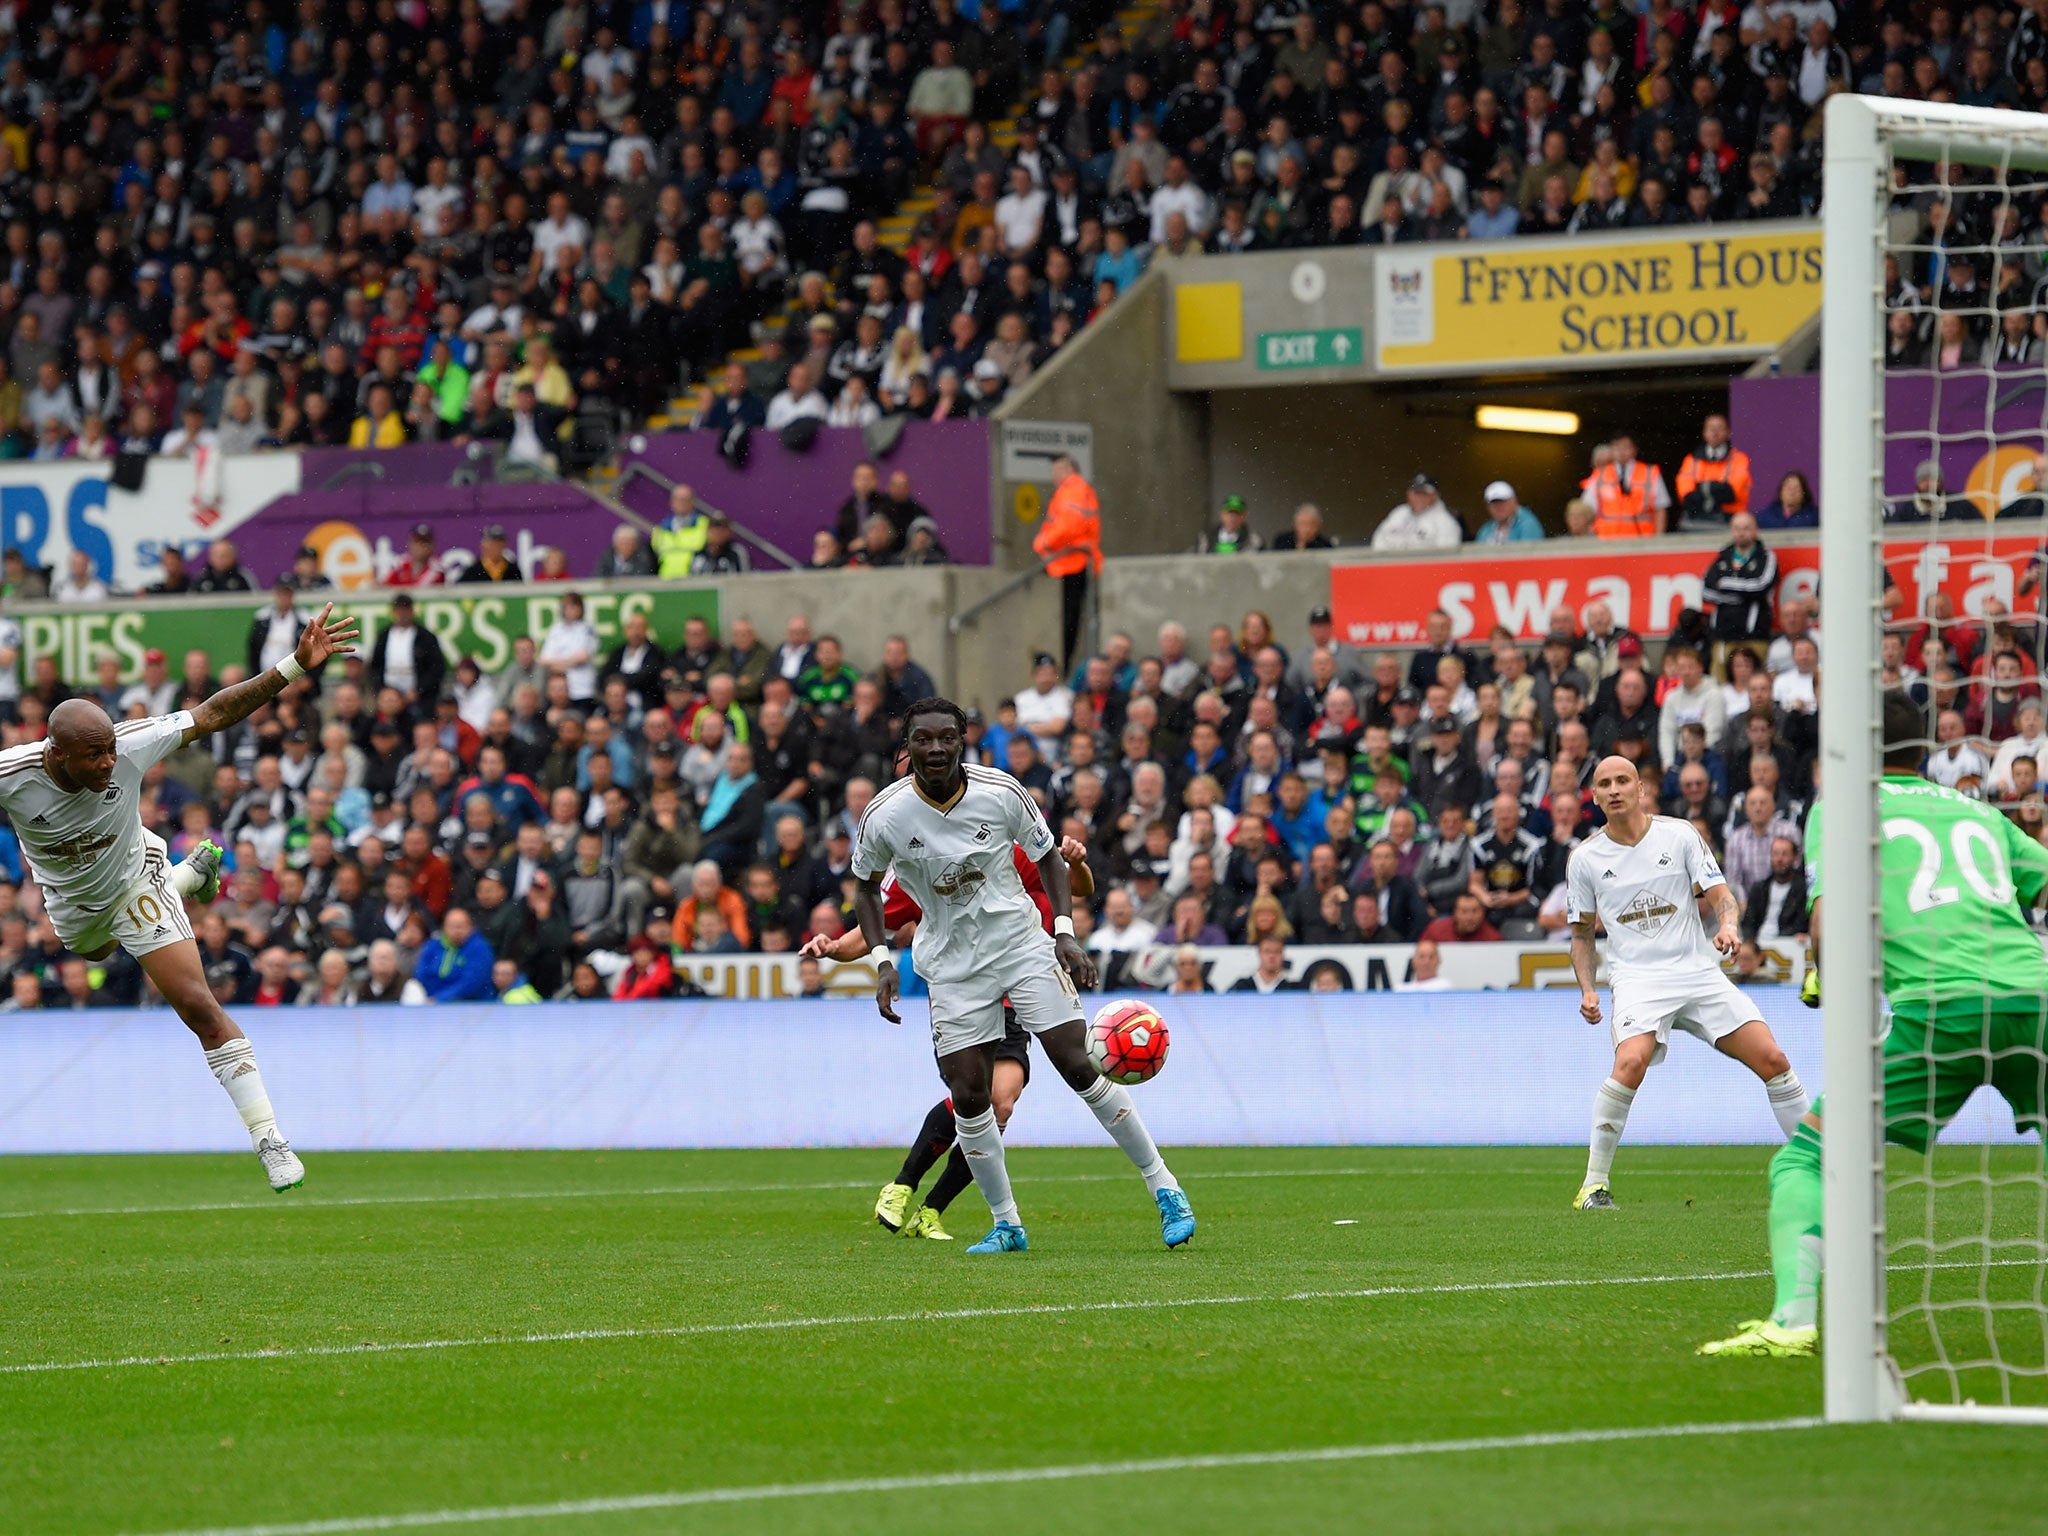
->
[1586,435,1671,539]
[651,483,711,576]
[1034,455,1102,671]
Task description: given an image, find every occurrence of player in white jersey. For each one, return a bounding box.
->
[1564,755,1808,1210]
[851,697,1195,1253]
[0,604,358,1191]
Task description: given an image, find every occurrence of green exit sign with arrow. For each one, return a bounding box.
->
[1256,328,1364,370]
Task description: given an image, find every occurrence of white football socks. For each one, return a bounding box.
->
[953,1108,1018,1226]
[169,860,205,897]
[1586,1076,1636,1186]
[1079,1077,1177,1196]
[204,1038,281,1146]
[1765,1069,1809,1139]
[1774,1233,1824,1331]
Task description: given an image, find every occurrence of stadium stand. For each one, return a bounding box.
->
[6,0,2047,1003]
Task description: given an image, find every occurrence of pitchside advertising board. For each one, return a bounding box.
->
[693,939,1805,999]
[27,989,2039,1153]
[1331,532,2048,645]
[20,586,722,686]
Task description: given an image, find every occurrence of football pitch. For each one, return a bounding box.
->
[4,1145,2044,1536]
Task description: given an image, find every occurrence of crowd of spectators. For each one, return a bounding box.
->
[893,0,2024,261]
[0,532,1842,1007]
[5,465,2048,1002]
[0,0,1133,468]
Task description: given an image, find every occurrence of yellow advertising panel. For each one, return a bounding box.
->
[1371,224,1822,375]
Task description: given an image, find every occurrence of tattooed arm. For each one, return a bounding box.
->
[181,602,360,745]
[1702,881,1742,956]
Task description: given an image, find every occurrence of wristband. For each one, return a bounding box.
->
[276,655,305,683]
[869,945,890,968]
[1053,916,1075,938]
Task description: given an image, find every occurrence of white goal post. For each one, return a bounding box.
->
[1820,93,2048,1425]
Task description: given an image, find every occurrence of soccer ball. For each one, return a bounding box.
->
[1087,1000,1169,1084]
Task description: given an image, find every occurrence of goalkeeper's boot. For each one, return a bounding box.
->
[875,1182,914,1232]
[182,840,226,905]
[256,1133,304,1193]
[900,1205,953,1240]
[966,1221,1028,1254]
[1157,1187,1196,1248]
[1696,1319,1817,1358]
[1572,1181,1617,1211]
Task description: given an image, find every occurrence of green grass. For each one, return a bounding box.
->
[2,1145,2044,1535]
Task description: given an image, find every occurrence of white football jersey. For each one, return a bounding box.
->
[1565,815,1726,983]
[0,712,192,913]
[853,764,1058,1002]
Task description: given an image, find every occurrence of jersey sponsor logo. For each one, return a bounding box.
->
[908,836,925,850]
[930,860,987,900]
[1602,867,1616,878]
[30,812,47,825]
[1614,891,1679,933]
[41,828,117,868]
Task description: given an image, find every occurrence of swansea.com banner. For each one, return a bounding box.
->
[1330,532,2043,645]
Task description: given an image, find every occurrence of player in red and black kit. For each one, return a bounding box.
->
[803,836,1094,1240]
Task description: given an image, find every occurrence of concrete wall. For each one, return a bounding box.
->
[989,265,1211,566]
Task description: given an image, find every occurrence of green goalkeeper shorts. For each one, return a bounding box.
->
[1883,999,2048,1155]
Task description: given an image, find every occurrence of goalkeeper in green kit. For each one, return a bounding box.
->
[1700,692,2048,1358]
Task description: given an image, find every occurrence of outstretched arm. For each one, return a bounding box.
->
[182,602,360,745]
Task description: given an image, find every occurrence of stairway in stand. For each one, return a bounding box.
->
[647,0,1163,432]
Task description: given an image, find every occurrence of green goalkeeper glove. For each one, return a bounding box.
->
[1800,968,1821,1009]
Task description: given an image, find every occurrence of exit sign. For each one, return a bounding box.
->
[1256,328,1363,370]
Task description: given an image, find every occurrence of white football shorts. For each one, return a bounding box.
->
[928,963,1085,1058]
[1609,966,1762,1065]
[45,831,195,961]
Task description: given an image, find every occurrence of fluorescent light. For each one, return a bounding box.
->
[1475,405,1581,436]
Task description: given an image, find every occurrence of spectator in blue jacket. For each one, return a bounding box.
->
[454,744,546,831]
[413,907,496,1002]
[1474,481,1546,543]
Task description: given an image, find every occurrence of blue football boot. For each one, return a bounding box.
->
[1157,1187,1196,1248]
[966,1221,1029,1253]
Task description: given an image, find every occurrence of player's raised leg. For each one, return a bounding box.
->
[1033,1012,1195,1247]
[136,937,304,1192]
[171,838,226,905]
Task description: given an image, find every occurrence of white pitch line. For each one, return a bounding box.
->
[0,1264,1779,1376]
[125,1417,1829,1536]
[12,1255,2037,1381]
[0,1163,1756,1222]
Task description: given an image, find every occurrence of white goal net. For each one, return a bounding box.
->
[1821,95,2048,1424]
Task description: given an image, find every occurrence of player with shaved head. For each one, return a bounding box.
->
[0,604,357,1191]
[1564,754,1807,1210]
